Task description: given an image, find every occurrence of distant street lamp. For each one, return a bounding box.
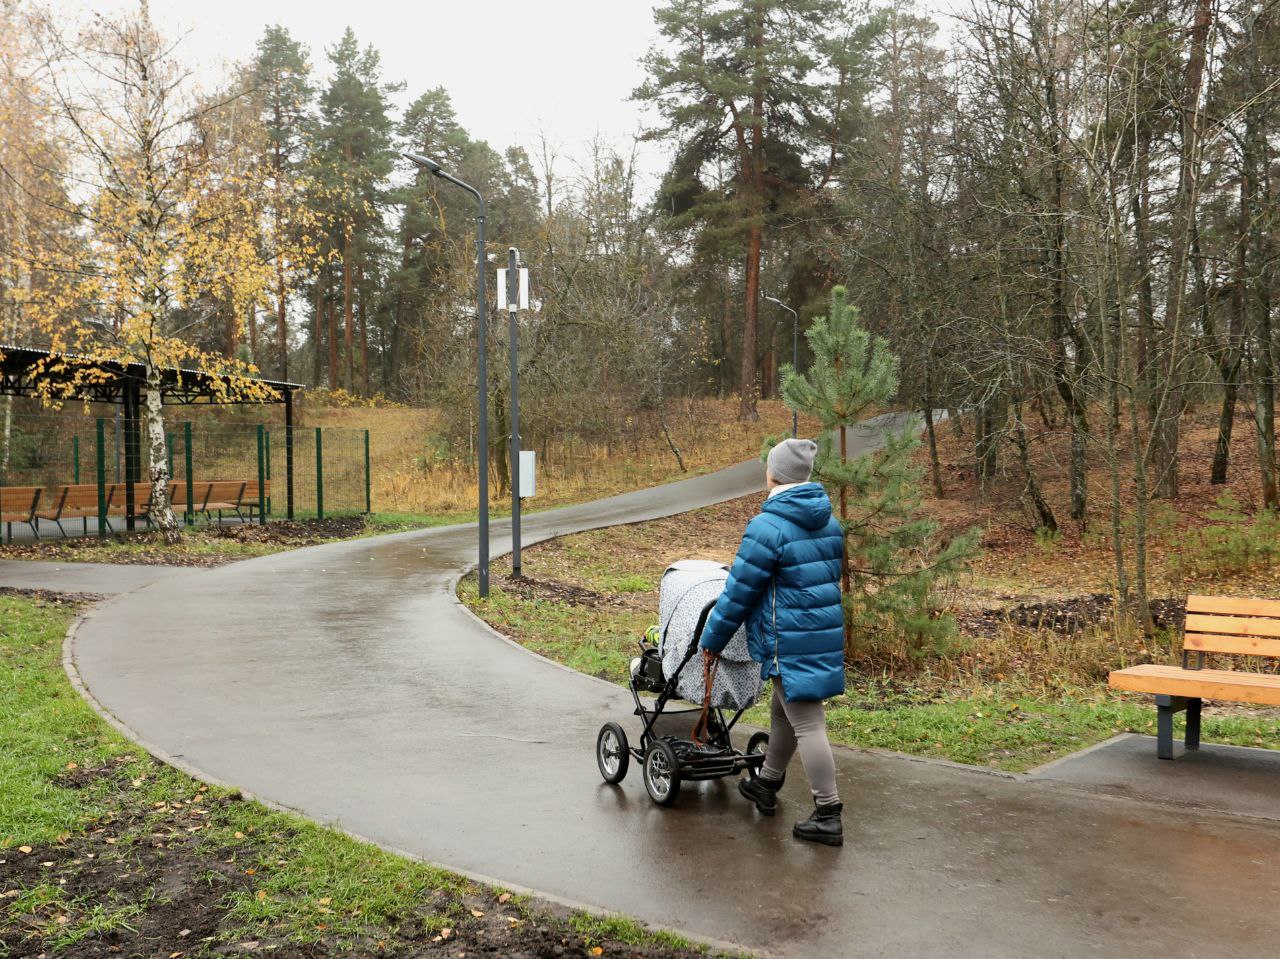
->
[403,152,490,597]
[763,294,799,438]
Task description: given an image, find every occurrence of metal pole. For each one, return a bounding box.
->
[183,421,194,526]
[315,427,324,521]
[95,417,107,538]
[284,389,295,521]
[256,424,266,525]
[476,196,489,596]
[507,247,522,578]
[265,430,272,517]
[364,428,371,514]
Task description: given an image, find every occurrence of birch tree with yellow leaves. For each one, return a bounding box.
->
[18,3,309,541]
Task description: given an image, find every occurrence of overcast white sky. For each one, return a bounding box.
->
[82,0,666,183]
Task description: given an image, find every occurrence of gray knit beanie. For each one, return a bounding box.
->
[766,438,818,484]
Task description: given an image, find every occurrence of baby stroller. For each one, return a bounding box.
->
[595,560,770,806]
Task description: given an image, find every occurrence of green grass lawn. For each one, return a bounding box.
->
[0,512,469,567]
[0,592,714,957]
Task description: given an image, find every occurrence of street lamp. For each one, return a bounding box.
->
[763,294,799,438]
[403,152,490,597]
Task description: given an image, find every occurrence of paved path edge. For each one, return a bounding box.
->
[60,608,755,957]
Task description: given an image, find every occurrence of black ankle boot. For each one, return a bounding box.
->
[793,801,843,846]
[738,774,784,816]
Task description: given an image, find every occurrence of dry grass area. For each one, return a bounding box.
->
[307,398,819,515]
[919,402,1280,602]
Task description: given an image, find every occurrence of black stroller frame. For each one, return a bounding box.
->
[595,604,769,806]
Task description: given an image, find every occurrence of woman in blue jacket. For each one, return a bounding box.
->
[699,438,845,846]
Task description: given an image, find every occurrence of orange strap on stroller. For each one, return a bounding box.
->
[691,651,720,746]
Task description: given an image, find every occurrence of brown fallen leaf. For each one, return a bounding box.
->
[497,892,512,904]
[470,909,484,918]
[591,948,604,957]
[256,890,267,902]
[65,762,77,770]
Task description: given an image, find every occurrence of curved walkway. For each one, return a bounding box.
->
[64,419,1280,958]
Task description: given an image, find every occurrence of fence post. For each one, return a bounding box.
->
[95,418,107,539]
[72,435,80,484]
[364,429,371,515]
[256,424,267,525]
[183,421,194,527]
[315,427,324,521]
[265,430,272,518]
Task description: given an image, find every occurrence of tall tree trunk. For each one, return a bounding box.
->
[923,404,944,498]
[143,362,178,543]
[358,261,370,396]
[276,254,288,380]
[738,0,765,423]
[248,303,258,367]
[327,281,338,389]
[1211,196,1246,485]
[741,220,761,421]
[1045,49,1087,523]
[343,221,354,392]
[1153,0,1213,499]
[312,275,324,387]
[1243,13,1278,508]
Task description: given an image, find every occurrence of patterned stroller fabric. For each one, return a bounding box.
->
[658,560,763,710]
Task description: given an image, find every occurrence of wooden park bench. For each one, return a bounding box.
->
[202,480,248,522]
[1110,595,1280,759]
[168,480,212,517]
[242,479,270,522]
[1,486,43,541]
[39,483,112,536]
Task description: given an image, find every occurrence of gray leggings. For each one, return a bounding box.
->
[761,680,840,806]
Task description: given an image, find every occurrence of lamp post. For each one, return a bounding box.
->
[763,294,799,438]
[403,152,490,597]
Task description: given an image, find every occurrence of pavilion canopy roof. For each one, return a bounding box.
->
[0,345,302,406]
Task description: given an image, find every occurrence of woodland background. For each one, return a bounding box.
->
[1,0,1279,620]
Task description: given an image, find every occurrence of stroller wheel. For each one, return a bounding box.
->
[745,731,770,779]
[642,740,682,806]
[596,722,629,785]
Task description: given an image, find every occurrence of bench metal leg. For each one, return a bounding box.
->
[1185,697,1201,751]
[1156,695,1188,760]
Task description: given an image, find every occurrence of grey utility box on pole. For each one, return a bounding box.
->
[498,248,529,577]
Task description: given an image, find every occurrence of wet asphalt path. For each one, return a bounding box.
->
[62,417,1280,958]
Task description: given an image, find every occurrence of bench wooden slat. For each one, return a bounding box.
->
[0,486,42,523]
[1185,613,1280,639]
[1184,631,1280,657]
[1110,664,1280,707]
[38,484,110,520]
[1187,594,1280,618]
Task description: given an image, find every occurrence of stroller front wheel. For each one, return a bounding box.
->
[745,731,770,779]
[596,722,629,784]
[642,740,682,806]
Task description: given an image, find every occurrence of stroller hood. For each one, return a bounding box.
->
[658,560,762,710]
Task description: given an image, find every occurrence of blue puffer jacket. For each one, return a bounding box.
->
[698,483,845,701]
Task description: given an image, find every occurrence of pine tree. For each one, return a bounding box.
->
[251,25,314,381]
[636,0,874,422]
[781,286,979,660]
[314,28,399,395]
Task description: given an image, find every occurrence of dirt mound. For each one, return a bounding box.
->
[959,594,1186,638]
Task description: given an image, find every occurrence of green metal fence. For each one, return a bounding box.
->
[0,410,370,540]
